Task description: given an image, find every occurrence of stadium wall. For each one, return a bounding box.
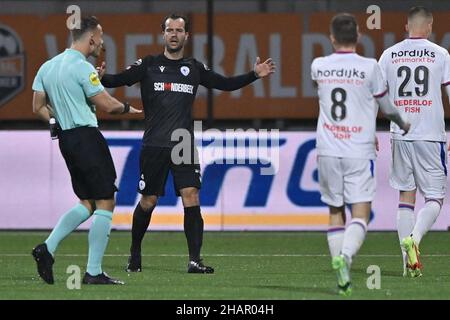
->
[0,12,449,121]
[1,130,449,231]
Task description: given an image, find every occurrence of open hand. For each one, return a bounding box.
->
[254,57,276,78]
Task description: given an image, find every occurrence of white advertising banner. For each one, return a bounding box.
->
[0,130,449,231]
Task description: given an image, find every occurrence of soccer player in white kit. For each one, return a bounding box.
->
[379,6,450,277]
[311,13,410,296]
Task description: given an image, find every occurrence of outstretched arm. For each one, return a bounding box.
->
[98,58,147,88]
[201,57,275,91]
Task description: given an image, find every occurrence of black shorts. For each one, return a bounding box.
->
[138,146,201,196]
[58,126,118,200]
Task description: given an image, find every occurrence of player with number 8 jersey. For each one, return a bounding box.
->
[311,13,409,296]
[312,51,390,159]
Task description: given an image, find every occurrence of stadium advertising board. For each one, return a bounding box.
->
[1,131,449,231]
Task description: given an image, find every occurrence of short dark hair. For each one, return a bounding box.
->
[408,6,433,22]
[70,16,100,42]
[161,13,189,32]
[330,13,358,45]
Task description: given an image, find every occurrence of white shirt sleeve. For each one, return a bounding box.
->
[311,58,318,81]
[370,62,388,98]
[378,51,388,82]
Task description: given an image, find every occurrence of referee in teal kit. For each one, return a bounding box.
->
[31,16,141,285]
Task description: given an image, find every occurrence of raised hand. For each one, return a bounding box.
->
[254,57,276,78]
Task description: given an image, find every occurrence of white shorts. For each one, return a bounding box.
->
[318,156,376,207]
[390,140,447,199]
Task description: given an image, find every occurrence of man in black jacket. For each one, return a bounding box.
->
[99,13,275,274]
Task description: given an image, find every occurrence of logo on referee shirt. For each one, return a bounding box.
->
[0,24,25,108]
[180,66,190,76]
[159,66,165,72]
[89,72,100,86]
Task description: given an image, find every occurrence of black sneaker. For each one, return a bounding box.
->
[187,260,214,274]
[125,254,142,272]
[82,272,124,285]
[31,243,54,284]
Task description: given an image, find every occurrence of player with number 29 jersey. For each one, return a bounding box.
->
[311,52,388,160]
[379,38,450,142]
[377,7,450,279]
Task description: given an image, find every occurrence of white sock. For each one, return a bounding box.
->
[327,227,345,258]
[397,204,415,269]
[341,218,368,266]
[412,199,441,246]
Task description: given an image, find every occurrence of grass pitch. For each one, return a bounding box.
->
[0,231,449,300]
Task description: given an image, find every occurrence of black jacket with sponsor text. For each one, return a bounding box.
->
[101,54,258,147]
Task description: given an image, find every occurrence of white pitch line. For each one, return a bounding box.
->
[2,253,450,257]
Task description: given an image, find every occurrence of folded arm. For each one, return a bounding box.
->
[201,71,258,91]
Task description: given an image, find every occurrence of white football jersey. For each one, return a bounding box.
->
[311,52,387,160]
[379,38,450,142]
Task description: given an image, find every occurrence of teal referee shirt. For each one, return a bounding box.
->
[32,48,104,130]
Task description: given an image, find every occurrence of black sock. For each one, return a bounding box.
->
[130,203,154,256]
[184,206,203,262]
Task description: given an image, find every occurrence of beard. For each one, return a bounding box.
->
[166,40,184,54]
[91,43,104,58]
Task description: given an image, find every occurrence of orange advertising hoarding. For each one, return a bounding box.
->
[0,12,448,120]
